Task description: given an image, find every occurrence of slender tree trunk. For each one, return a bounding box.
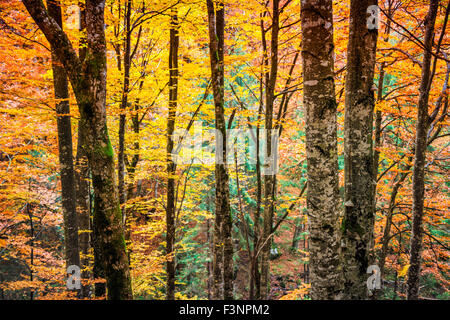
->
[378,167,410,278]
[75,1,93,299]
[207,218,213,300]
[407,0,439,300]
[166,7,179,300]
[22,0,133,300]
[75,124,94,298]
[250,89,263,300]
[373,3,392,197]
[300,0,343,299]
[27,203,34,300]
[206,0,233,300]
[342,0,378,299]
[260,0,279,300]
[125,80,143,203]
[291,222,302,251]
[118,0,131,211]
[47,0,80,276]
[373,0,393,187]
[393,270,398,300]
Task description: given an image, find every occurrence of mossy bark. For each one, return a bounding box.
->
[300,0,343,299]
[22,0,132,299]
[341,0,378,299]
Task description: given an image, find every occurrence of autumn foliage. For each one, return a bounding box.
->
[0,0,448,300]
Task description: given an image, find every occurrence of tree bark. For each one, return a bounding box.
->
[118,0,131,210]
[166,7,179,300]
[291,222,302,251]
[75,124,94,297]
[75,2,93,298]
[342,0,378,299]
[373,3,393,201]
[378,166,410,278]
[300,0,343,299]
[260,0,279,300]
[206,0,233,300]
[46,0,80,275]
[21,0,132,299]
[407,0,439,300]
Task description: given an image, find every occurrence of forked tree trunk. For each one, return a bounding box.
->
[22,0,132,300]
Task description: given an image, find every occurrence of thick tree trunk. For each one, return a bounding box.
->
[47,0,80,274]
[166,7,179,300]
[342,0,378,299]
[300,0,343,299]
[407,0,439,300]
[206,0,233,300]
[22,0,133,300]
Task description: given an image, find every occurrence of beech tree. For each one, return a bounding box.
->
[75,3,93,297]
[300,0,342,299]
[2,0,448,302]
[166,6,179,300]
[206,0,234,300]
[260,0,280,300]
[406,0,439,300]
[341,0,378,299]
[46,0,80,275]
[21,0,132,299]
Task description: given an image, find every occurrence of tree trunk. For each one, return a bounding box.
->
[27,204,34,300]
[22,0,133,300]
[75,1,93,299]
[207,218,213,300]
[291,222,302,251]
[260,0,279,300]
[166,7,179,300]
[118,0,131,210]
[47,0,80,275]
[342,0,378,299]
[75,124,94,298]
[378,165,410,279]
[300,0,342,299]
[206,0,233,300]
[407,0,439,300]
[250,85,263,300]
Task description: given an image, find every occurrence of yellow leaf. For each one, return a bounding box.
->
[398,264,410,277]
